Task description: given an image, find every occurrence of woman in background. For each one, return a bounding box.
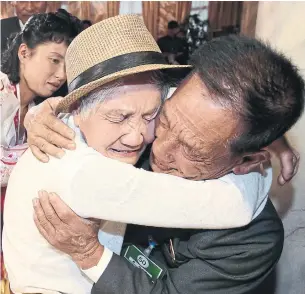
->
[1,9,82,186]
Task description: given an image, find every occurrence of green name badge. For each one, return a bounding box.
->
[124,245,163,280]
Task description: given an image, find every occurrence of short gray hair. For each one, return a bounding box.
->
[76,71,169,118]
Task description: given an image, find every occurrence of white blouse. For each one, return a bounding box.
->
[0,72,33,187]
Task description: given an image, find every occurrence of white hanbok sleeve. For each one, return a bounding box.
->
[68,150,271,229]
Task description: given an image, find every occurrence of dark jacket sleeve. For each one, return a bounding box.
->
[92,200,284,294]
[1,17,20,52]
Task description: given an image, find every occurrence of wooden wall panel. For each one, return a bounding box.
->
[1,1,204,40]
[240,1,258,37]
[0,1,108,22]
[158,1,177,39]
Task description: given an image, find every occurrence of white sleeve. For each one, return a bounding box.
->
[67,151,270,229]
[81,247,113,282]
[0,72,19,147]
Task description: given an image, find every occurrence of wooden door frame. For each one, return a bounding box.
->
[240,1,259,37]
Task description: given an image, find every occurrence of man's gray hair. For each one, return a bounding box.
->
[76,71,169,119]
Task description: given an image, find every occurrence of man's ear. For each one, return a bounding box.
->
[18,43,30,63]
[233,150,271,175]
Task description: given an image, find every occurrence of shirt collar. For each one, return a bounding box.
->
[18,19,25,30]
[61,114,87,144]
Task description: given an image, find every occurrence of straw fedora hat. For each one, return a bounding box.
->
[57,14,191,113]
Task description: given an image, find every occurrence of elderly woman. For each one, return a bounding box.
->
[3,16,300,293]
[0,10,82,291]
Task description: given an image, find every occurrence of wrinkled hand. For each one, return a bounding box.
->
[267,137,300,185]
[33,191,103,269]
[24,97,76,163]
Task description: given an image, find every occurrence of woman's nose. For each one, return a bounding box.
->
[55,64,67,82]
[120,122,145,148]
[144,120,156,144]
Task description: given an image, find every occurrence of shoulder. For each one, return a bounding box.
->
[1,17,20,42]
[189,198,283,260]
[169,200,283,293]
[220,167,273,218]
[0,71,15,96]
[157,36,168,43]
[221,167,273,195]
[1,17,19,26]
[0,17,20,33]
[0,71,10,80]
[0,71,10,82]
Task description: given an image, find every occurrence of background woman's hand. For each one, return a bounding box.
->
[24,97,76,162]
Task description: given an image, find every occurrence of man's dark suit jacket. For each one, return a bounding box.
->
[92,159,284,294]
[1,16,21,52]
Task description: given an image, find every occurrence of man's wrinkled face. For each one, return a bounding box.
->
[151,73,241,180]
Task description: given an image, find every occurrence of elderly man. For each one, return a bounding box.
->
[24,34,304,294]
[0,1,47,51]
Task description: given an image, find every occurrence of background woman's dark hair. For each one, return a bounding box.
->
[1,9,83,84]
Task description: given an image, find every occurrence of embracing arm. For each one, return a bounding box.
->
[24,97,300,187]
[68,153,256,229]
[25,98,299,229]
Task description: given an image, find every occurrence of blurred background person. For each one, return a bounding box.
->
[157,20,189,65]
[0,1,47,52]
[176,28,189,65]
[82,19,92,29]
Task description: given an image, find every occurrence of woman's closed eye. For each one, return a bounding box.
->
[106,114,128,123]
[143,111,159,123]
[143,106,161,122]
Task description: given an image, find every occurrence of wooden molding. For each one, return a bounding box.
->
[240,1,259,37]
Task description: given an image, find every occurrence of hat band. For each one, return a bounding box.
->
[68,51,167,92]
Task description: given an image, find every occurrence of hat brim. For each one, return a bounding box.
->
[56,63,192,113]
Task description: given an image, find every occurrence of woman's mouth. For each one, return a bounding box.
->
[109,148,141,157]
[47,82,60,91]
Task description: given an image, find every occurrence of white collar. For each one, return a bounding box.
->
[16,83,21,101]
[60,114,87,144]
[18,19,25,30]
[16,82,35,109]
